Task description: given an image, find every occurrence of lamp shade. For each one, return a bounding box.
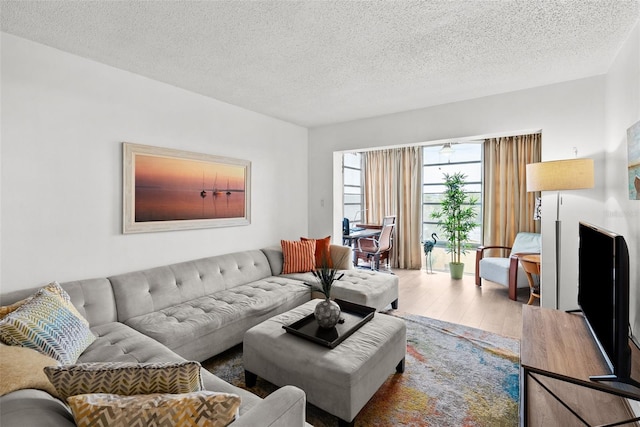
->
[526,158,594,192]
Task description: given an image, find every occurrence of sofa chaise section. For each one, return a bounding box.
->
[262,244,399,311]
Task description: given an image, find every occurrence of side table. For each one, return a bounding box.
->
[521,305,640,426]
[520,254,540,305]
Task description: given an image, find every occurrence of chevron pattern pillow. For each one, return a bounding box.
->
[68,391,241,427]
[0,287,95,364]
[44,361,204,401]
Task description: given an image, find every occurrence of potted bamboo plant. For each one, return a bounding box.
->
[430,172,478,279]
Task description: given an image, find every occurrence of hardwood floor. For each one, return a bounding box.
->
[391,268,535,340]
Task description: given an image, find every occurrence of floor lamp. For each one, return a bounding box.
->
[526,158,594,309]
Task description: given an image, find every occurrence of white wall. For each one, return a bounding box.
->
[309,77,607,310]
[604,22,640,339]
[0,33,309,293]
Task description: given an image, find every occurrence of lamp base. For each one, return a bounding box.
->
[555,219,561,310]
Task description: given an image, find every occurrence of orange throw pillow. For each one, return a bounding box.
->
[301,236,333,268]
[281,240,316,274]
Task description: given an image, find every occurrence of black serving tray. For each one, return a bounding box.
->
[282,299,375,348]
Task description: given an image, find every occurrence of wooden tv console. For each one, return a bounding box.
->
[520,305,640,426]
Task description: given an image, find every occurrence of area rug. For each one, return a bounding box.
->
[202,313,520,426]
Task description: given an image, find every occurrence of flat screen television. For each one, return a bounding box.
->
[578,221,638,388]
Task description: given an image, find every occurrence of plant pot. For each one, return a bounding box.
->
[449,262,465,280]
[314,298,341,329]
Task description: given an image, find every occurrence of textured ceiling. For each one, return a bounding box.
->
[1,1,639,127]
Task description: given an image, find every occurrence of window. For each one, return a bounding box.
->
[422,143,483,248]
[343,152,364,222]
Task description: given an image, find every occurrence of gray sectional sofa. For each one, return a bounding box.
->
[0,244,399,426]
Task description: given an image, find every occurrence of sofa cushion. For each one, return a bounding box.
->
[0,342,59,397]
[123,277,310,360]
[281,240,316,274]
[44,361,203,401]
[0,287,95,364]
[67,391,241,427]
[79,322,185,364]
[479,257,529,288]
[109,251,274,323]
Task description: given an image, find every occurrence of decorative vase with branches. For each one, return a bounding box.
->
[430,172,478,279]
[312,254,345,328]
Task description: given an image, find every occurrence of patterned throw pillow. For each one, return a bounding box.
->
[68,391,241,427]
[44,361,204,401]
[0,281,88,327]
[301,236,333,268]
[281,239,316,274]
[0,287,95,364]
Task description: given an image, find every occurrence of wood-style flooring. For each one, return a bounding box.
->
[391,268,535,340]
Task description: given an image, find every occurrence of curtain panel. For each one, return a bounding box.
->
[364,147,422,269]
[483,133,541,248]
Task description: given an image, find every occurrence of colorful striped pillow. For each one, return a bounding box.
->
[68,391,241,427]
[0,287,95,364]
[281,239,316,274]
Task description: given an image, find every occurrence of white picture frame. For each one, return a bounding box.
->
[123,142,251,233]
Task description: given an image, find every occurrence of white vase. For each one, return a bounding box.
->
[314,298,341,329]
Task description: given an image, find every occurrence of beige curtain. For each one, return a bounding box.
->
[364,147,423,269]
[483,134,541,248]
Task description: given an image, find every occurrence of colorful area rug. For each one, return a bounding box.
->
[202,313,520,426]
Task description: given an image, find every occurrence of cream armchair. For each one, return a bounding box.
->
[475,232,541,301]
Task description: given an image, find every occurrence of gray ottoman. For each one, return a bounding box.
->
[243,300,406,427]
[281,269,399,312]
[331,269,399,311]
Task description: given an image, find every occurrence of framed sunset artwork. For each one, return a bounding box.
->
[123,143,251,233]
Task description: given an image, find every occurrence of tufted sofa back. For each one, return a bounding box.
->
[108,250,273,323]
[0,278,118,328]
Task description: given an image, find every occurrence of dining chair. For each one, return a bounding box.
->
[356,223,395,270]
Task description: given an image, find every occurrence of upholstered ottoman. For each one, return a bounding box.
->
[330,269,399,311]
[243,300,406,427]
